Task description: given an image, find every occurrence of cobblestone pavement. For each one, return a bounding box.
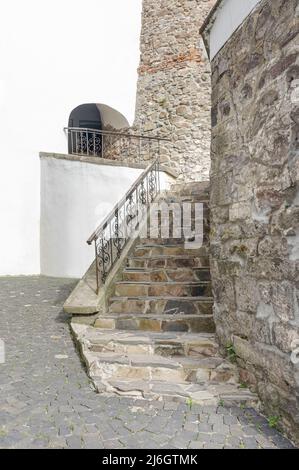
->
[0,277,296,449]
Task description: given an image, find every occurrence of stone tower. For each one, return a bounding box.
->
[134,0,216,181]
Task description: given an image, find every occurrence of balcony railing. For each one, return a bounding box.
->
[64,127,168,162]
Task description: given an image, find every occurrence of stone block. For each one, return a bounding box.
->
[229,202,252,222]
[94,318,116,329]
[234,277,260,313]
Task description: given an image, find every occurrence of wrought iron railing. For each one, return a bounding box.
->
[87,158,162,292]
[64,127,168,162]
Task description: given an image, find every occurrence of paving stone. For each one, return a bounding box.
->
[242,437,259,449]
[212,423,230,435]
[184,422,199,433]
[211,433,227,445]
[189,441,205,449]
[66,435,82,449]
[230,424,245,437]
[198,423,212,433]
[224,415,239,425]
[83,435,104,449]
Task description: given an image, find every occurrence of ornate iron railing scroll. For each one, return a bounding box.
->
[87,156,166,293]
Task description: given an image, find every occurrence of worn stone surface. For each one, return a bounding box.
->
[0,276,295,449]
[132,0,217,181]
[206,0,299,444]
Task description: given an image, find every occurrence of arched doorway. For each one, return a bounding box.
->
[66,104,129,157]
[68,104,103,156]
[68,103,102,131]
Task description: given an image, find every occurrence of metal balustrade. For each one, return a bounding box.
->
[87,158,162,292]
[64,127,168,162]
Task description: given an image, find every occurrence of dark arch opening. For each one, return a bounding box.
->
[67,103,129,157]
[68,103,102,131]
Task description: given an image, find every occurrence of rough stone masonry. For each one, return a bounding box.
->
[204,0,299,444]
[133,0,216,181]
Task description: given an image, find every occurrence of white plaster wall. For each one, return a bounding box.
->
[40,158,173,278]
[209,0,261,59]
[0,0,142,275]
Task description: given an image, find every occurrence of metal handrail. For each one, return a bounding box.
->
[64,127,170,142]
[64,127,170,161]
[87,158,161,292]
[87,161,156,245]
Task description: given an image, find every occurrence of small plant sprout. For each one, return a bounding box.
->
[239,382,247,389]
[186,397,193,410]
[268,416,280,429]
[226,342,237,363]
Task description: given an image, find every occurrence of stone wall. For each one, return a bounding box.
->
[134,0,216,181]
[208,0,299,442]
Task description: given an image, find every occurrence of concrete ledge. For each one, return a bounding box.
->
[63,261,99,314]
[39,152,178,179]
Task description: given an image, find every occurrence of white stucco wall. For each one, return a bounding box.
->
[208,0,261,60]
[40,157,174,278]
[0,0,142,275]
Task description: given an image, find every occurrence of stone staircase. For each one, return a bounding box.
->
[71,182,257,405]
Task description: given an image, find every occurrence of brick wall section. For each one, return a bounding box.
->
[208,0,299,442]
[134,0,216,181]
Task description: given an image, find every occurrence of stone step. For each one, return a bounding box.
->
[141,237,209,245]
[153,212,210,223]
[169,181,209,195]
[128,255,210,269]
[123,267,211,282]
[85,329,218,357]
[146,231,210,242]
[108,296,213,315]
[162,197,210,205]
[94,313,215,334]
[84,351,238,385]
[114,281,212,297]
[133,244,210,257]
[93,379,257,405]
[163,190,210,199]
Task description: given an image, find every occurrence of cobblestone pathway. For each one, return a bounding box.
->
[0,277,295,449]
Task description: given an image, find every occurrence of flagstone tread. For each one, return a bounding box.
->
[122,267,211,282]
[86,351,233,372]
[94,313,214,320]
[93,313,215,334]
[123,267,210,272]
[141,238,209,245]
[128,257,210,269]
[109,296,213,302]
[163,197,210,204]
[133,246,210,256]
[93,378,258,405]
[80,328,218,353]
[115,281,211,286]
[85,329,216,344]
[108,297,214,316]
[129,255,210,260]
